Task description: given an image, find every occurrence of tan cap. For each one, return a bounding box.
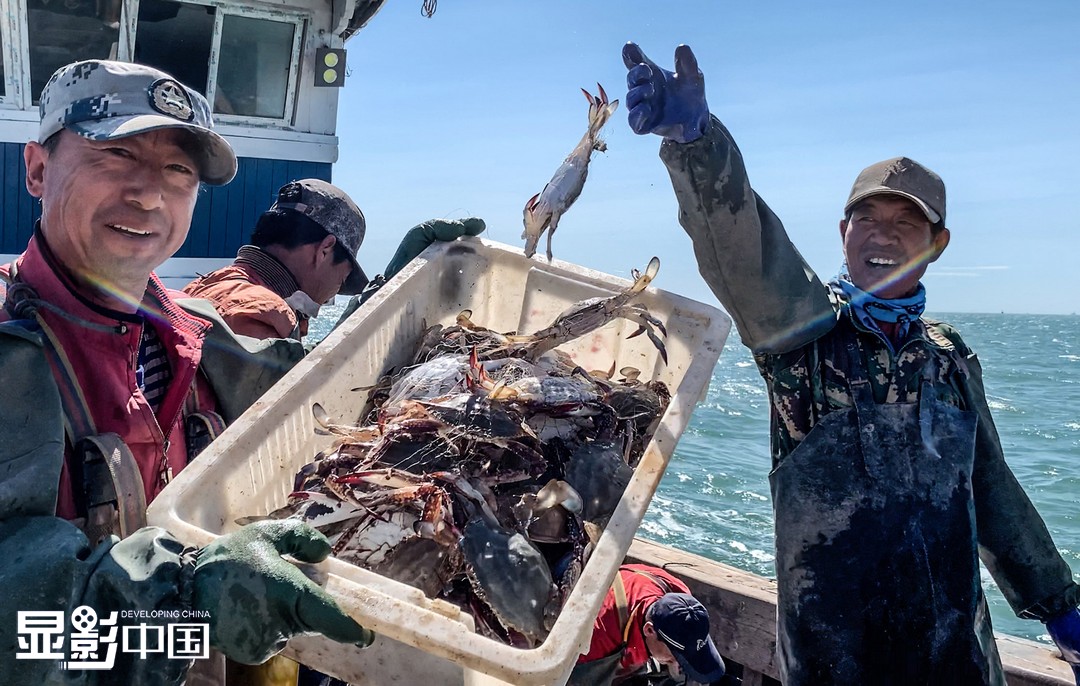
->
[844,157,945,225]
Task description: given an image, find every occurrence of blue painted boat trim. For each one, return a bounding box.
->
[0,142,331,259]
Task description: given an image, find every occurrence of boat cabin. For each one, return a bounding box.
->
[0,0,387,271]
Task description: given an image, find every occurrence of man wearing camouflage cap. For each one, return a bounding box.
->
[0,59,374,684]
[184,177,485,341]
[621,43,1080,685]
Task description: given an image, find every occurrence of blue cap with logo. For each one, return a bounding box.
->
[651,593,726,683]
[37,59,237,185]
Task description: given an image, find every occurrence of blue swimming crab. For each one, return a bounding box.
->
[322,465,563,646]
[519,256,667,363]
[418,257,667,368]
[523,84,619,261]
[248,255,675,649]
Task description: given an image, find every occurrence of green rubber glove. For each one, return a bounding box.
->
[382,217,486,280]
[329,218,486,331]
[192,520,374,664]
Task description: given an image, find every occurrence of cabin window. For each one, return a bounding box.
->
[214,15,294,119]
[1,0,306,122]
[26,0,122,103]
[134,0,214,97]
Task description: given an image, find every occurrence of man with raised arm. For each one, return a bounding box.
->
[621,42,1080,685]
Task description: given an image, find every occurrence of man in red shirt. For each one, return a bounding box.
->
[570,563,726,685]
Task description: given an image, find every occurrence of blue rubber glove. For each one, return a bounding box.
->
[1047,607,1080,682]
[193,520,374,664]
[621,42,709,144]
[383,217,486,280]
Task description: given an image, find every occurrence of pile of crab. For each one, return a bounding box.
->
[255,258,671,648]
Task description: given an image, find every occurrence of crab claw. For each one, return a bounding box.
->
[628,257,661,294]
[645,329,669,365]
[582,84,613,113]
[465,346,486,391]
[582,83,609,109]
[622,305,669,365]
[312,402,335,435]
[533,478,584,515]
[628,304,667,337]
[620,366,642,383]
[524,192,540,212]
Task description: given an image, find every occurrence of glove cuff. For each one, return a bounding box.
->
[178,545,199,613]
[358,274,387,305]
[1020,587,1080,621]
[1047,607,1080,632]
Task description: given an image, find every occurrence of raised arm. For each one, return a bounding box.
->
[623,42,834,353]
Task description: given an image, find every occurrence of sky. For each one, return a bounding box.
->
[331,0,1080,315]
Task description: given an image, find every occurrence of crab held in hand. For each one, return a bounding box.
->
[523,84,619,261]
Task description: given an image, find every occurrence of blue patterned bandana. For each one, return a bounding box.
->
[831,263,926,347]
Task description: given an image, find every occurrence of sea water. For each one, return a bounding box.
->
[309,308,1080,643]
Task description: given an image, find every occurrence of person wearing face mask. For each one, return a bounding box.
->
[184,179,485,343]
[620,42,1080,686]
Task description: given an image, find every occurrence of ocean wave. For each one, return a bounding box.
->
[986,397,1019,412]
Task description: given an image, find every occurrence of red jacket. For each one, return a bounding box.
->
[183,246,305,340]
[578,564,691,677]
[1,233,217,520]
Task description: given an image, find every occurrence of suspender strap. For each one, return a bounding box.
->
[183,376,227,460]
[35,313,97,441]
[627,568,675,594]
[77,434,147,546]
[612,571,632,643]
[611,568,675,643]
[5,261,97,441]
[4,261,147,542]
[33,313,131,542]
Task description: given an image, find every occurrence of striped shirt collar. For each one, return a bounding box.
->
[234,245,301,300]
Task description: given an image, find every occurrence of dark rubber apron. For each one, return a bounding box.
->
[769,334,1003,685]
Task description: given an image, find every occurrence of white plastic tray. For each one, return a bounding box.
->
[148,237,731,685]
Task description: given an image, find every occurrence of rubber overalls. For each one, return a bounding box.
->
[769,333,1005,686]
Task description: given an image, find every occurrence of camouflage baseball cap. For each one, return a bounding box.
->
[271,179,369,295]
[38,60,236,185]
[844,156,946,225]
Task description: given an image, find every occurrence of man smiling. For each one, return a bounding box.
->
[833,157,951,346]
[0,60,372,684]
[622,42,1080,685]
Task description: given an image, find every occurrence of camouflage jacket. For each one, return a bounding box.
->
[658,115,1080,621]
